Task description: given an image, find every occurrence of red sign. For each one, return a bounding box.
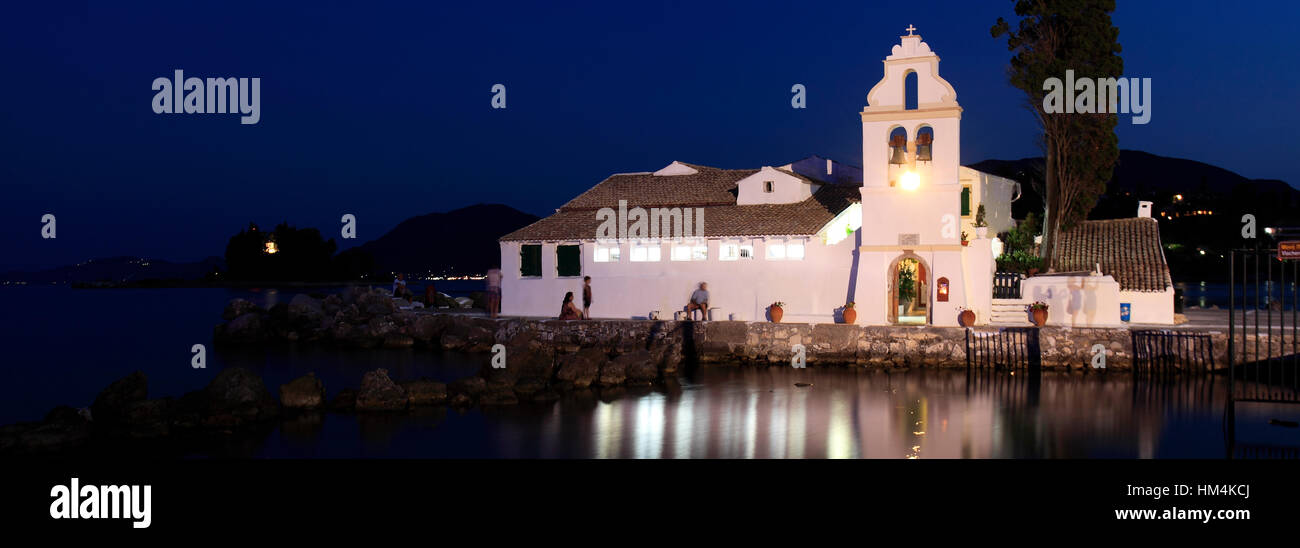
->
[1280,241,1300,260]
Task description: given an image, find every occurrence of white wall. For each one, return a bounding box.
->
[735,167,818,205]
[1021,275,1123,327]
[500,234,860,322]
[959,167,1018,237]
[1120,289,1175,325]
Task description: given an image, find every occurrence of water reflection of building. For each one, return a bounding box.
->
[483,369,1228,459]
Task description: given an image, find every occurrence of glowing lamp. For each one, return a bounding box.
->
[901,171,920,191]
[264,241,278,254]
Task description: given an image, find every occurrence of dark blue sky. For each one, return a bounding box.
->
[2,0,1297,270]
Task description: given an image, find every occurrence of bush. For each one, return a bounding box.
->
[996,250,1045,274]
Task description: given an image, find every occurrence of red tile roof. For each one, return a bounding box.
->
[500,163,859,242]
[1050,217,1173,292]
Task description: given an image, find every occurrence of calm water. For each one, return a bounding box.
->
[2,286,1297,458]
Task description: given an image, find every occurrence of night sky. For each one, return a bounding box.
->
[2,0,1297,270]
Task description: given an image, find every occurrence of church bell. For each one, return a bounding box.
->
[888,135,907,165]
[914,133,933,162]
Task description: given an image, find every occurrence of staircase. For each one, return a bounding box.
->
[990,299,1032,325]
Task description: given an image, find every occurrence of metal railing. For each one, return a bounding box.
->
[1130,329,1216,376]
[965,327,1040,371]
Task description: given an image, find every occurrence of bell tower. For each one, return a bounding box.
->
[859,26,963,247]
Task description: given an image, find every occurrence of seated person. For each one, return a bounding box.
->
[392,274,412,299]
[685,282,709,320]
[559,291,583,320]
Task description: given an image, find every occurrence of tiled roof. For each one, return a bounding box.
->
[560,163,758,210]
[1050,217,1172,292]
[500,163,860,242]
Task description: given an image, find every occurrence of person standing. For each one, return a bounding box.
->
[582,276,592,319]
[485,268,502,318]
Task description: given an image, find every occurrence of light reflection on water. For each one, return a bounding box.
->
[243,367,1300,459]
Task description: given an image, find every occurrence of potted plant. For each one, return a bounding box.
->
[769,301,785,323]
[974,204,989,239]
[897,268,915,315]
[842,301,857,324]
[960,230,970,247]
[957,307,975,327]
[1029,301,1049,326]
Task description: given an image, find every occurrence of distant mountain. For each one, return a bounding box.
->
[968,149,1300,221]
[356,203,540,276]
[0,256,224,284]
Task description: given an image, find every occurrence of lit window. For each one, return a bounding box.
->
[593,245,620,262]
[691,245,708,261]
[631,244,661,262]
[786,242,805,260]
[671,245,692,261]
[766,243,786,260]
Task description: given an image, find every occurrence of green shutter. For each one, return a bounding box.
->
[520,245,542,277]
[960,187,971,216]
[556,245,581,277]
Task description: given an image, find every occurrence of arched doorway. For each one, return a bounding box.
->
[887,252,929,325]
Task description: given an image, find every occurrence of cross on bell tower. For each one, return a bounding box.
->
[905,24,916,36]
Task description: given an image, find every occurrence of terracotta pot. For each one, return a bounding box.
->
[1027,268,1040,277]
[961,240,969,247]
[843,308,857,324]
[958,309,975,327]
[1032,308,1048,326]
[770,306,783,323]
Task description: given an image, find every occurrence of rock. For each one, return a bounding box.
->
[356,369,408,411]
[222,298,259,321]
[330,388,357,411]
[280,373,326,410]
[622,350,658,385]
[124,398,172,437]
[556,347,606,389]
[512,377,547,396]
[479,388,518,405]
[224,312,267,342]
[454,297,473,308]
[91,371,148,423]
[598,355,630,386]
[288,294,325,324]
[202,367,279,427]
[383,333,415,348]
[448,376,487,397]
[400,379,447,406]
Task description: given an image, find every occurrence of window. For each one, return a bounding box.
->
[594,245,620,262]
[630,244,661,262]
[961,186,972,217]
[671,244,708,261]
[721,243,754,261]
[766,241,805,260]
[764,181,774,193]
[520,244,542,277]
[556,245,581,277]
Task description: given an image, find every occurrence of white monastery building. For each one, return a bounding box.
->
[498,28,1174,326]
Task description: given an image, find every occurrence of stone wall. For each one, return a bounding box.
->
[216,291,1275,372]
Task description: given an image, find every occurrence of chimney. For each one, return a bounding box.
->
[826,158,833,175]
[1137,201,1152,218]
